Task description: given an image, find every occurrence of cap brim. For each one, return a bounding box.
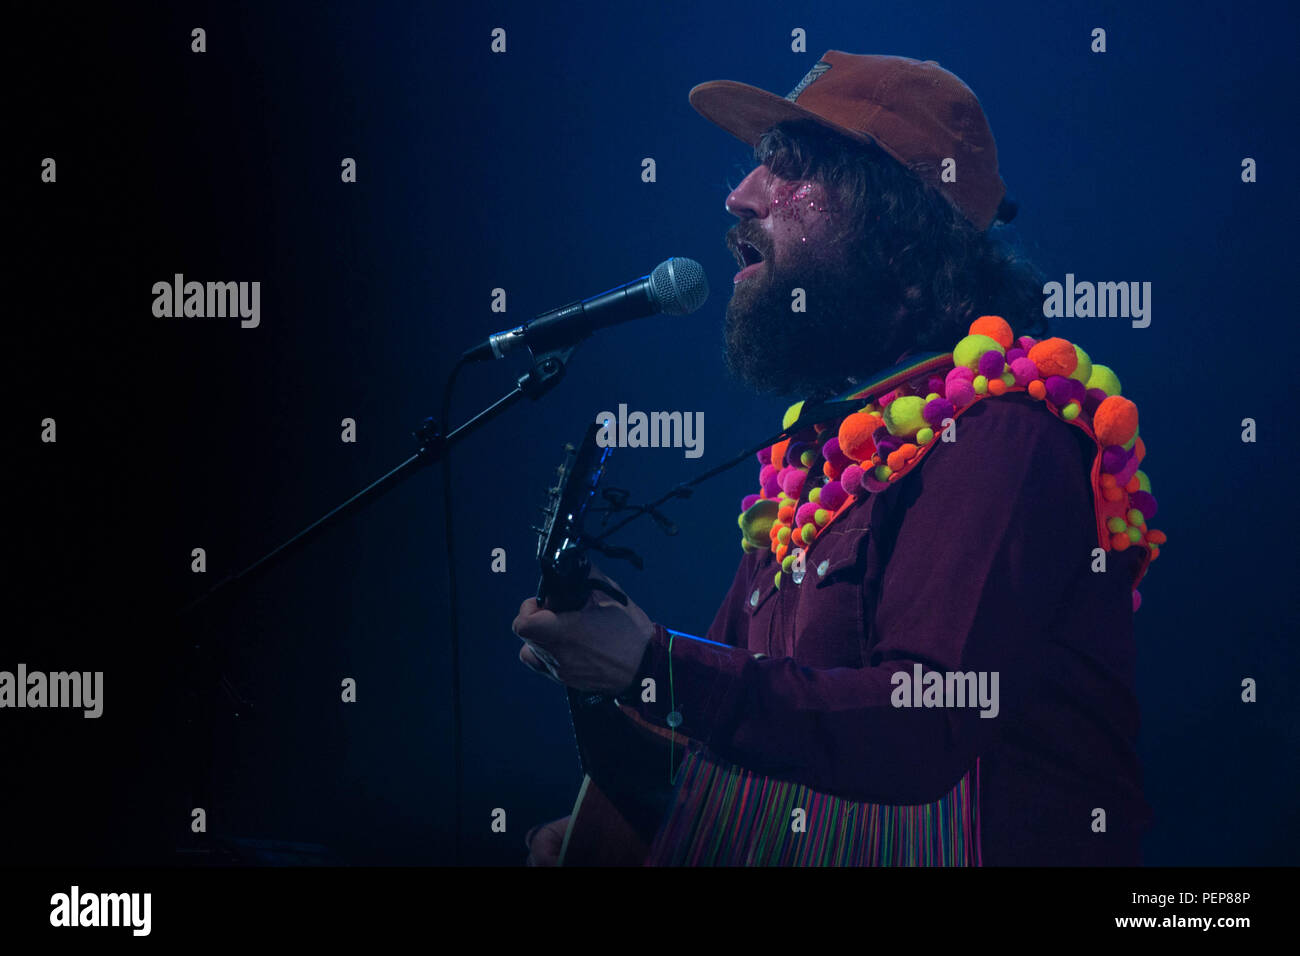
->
[688,79,875,150]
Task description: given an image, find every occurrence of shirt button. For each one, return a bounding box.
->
[817,559,830,577]
[750,588,760,607]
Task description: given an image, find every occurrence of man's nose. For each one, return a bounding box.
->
[724,166,769,219]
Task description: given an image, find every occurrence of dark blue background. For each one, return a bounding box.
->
[13,0,1298,865]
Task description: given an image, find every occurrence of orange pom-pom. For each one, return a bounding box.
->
[886,449,906,471]
[1094,395,1139,447]
[1027,337,1078,377]
[1133,436,1146,464]
[778,504,795,522]
[1149,546,1160,560]
[771,439,789,470]
[1125,475,1141,493]
[838,411,882,461]
[1100,473,1117,489]
[987,378,1007,396]
[1147,529,1167,545]
[968,315,1014,349]
[1103,486,1124,502]
[1027,380,1047,399]
[1111,533,1131,551]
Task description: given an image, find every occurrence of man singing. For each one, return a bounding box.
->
[514,52,1161,866]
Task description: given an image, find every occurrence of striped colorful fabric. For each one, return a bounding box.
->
[645,749,982,866]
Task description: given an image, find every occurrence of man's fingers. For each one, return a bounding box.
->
[519,643,562,683]
[512,599,557,640]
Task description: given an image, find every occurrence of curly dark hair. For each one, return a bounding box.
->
[751,118,1048,361]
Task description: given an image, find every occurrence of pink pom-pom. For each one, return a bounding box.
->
[840,464,865,495]
[1009,356,1037,385]
[757,446,772,465]
[741,493,762,512]
[1016,335,1037,352]
[760,464,780,497]
[947,379,976,407]
[879,391,897,408]
[780,467,808,497]
[923,397,955,427]
[978,349,1004,378]
[1132,590,1142,612]
[1006,347,1027,364]
[795,502,819,526]
[1101,445,1129,475]
[819,480,848,511]
[946,366,975,385]
[1130,490,1157,520]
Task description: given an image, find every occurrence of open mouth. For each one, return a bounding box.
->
[733,239,766,283]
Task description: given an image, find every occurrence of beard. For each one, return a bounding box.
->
[722,227,909,399]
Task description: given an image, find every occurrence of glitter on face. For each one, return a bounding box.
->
[769,177,833,249]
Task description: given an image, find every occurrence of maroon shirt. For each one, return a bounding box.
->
[626,393,1151,865]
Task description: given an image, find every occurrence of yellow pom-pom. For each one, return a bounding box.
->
[953,333,1004,371]
[1061,401,1081,420]
[973,375,988,394]
[739,498,779,548]
[782,400,805,430]
[883,395,927,437]
[916,426,934,445]
[1085,363,1122,397]
[1136,470,1151,493]
[1069,345,1093,385]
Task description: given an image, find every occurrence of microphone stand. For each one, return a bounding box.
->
[176,344,578,866]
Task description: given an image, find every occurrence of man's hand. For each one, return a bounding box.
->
[513,566,654,695]
[524,815,570,867]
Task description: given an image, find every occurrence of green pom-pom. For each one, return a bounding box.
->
[739,498,779,548]
[954,333,1004,371]
[1136,470,1151,493]
[1069,345,1093,385]
[916,426,934,445]
[741,539,757,553]
[1000,370,1016,387]
[1085,363,1122,396]
[874,464,891,481]
[801,523,816,544]
[800,448,816,467]
[883,395,927,437]
[1107,516,1127,534]
[1122,429,1138,451]
[781,554,796,573]
[777,525,791,545]
[973,375,988,394]
[1126,526,1142,544]
[782,400,805,429]
[925,392,940,402]
[814,508,830,525]
[1062,401,1081,420]
[774,570,782,589]
[1127,508,1145,526]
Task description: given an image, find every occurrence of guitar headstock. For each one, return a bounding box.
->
[534,420,614,613]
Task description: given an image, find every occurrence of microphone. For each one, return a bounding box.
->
[462,257,709,361]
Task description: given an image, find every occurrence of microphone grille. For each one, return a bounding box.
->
[649,257,710,316]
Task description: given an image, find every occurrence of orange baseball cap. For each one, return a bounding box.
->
[689,51,1008,231]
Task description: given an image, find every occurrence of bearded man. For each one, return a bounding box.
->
[514,52,1158,867]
